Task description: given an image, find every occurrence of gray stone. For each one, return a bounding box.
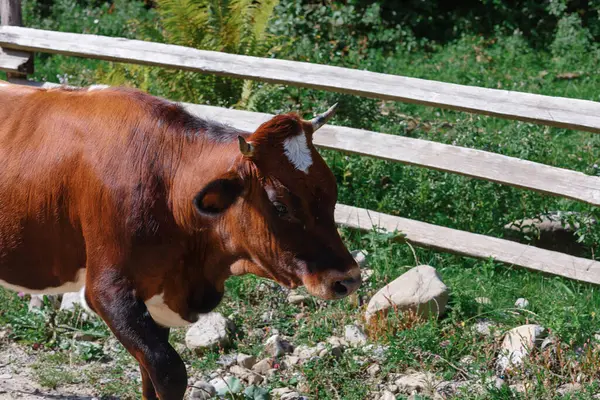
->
[378,390,396,400]
[515,298,529,309]
[460,355,475,365]
[190,381,216,399]
[366,265,448,324]
[60,291,89,313]
[395,372,438,394]
[473,320,497,336]
[252,358,273,375]
[28,295,44,311]
[264,335,294,357]
[362,269,375,281]
[237,353,257,369]
[344,324,368,346]
[209,375,241,395]
[367,364,381,376]
[497,324,546,372]
[557,383,582,396]
[185,312,235,352]
[288,294,310,305]
[351,250,368,268]
[387,384,399,394]
[283,355,300,368]
[217,354,238,367]
[294,343,325,360]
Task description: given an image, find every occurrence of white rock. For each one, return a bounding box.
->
[229,365,249,377]
[460,355,475,365]
[288,294,309,305]
[557,383,582,396]
[190,381,216,399]
[264,335,294,357]
[378,390,396,400]
[237,353,256,369]
[209,376,234,394]
[365,265,448,324]
[362,269,375,281]
[185,312,235,352]
[351,250,368,268]
[367,364,381,376]
[294,343,325,360]
[327,336,348,347]
[0,374,12,380]
[345,324,368,346]
[473,320,497,336]
[28,295,44,311]
[283,355,300,368]
[515,298,529,309]
[387,384,399,394]
[60,292,88,312]
[395,372,438,394]
[252,358,273,375]
[497,324,546,372]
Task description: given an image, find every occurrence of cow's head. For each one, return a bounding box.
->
[193,105,361,300]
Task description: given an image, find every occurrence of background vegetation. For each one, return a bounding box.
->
[1,0,600,398]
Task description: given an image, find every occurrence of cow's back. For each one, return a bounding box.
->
[0,84,153,293]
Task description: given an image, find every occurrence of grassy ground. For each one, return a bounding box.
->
[1,0,600,399]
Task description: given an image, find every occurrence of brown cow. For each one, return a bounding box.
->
[0,81,361,399]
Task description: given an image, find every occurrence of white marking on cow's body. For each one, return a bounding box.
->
[87,84,110,91]
[283,133,312,173]
[0,268,86,295]
[145,293,194,328]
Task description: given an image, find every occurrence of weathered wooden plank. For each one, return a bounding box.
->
[335,204,600,286]
[0,0,21,27]
[0,47,31,73]
[8,79,600,206]
[0,1,31,78]
[2,26,600,133]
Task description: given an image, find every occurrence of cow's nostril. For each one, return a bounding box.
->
[332,280,349,296]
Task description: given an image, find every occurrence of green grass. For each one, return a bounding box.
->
[1,0,600,399]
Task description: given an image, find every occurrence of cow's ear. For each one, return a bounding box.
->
[193,172,244,216]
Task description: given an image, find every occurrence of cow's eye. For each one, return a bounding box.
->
[273,201,288,216]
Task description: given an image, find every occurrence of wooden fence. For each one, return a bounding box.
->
[1,0,599,284]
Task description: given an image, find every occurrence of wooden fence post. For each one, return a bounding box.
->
[0,0,33,78]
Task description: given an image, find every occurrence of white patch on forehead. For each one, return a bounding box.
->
[283,132,313,173]
[0,268,86,295]
[87,84,110,91]
[145,293,194,328]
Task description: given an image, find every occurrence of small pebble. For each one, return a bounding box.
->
[515,298,529,309]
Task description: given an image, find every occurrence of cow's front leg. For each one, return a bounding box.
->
[85,269,187,400]
[140,326,171,400]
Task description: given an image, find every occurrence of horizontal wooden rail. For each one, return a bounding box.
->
[0,47,31,74]
[9,78,600,206]
[335,204,600,286]
[7,79,600,285]
[2,26,600,133]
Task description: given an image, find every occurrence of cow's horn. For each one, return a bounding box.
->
[238,136,254,157]
[310,103,338,132]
